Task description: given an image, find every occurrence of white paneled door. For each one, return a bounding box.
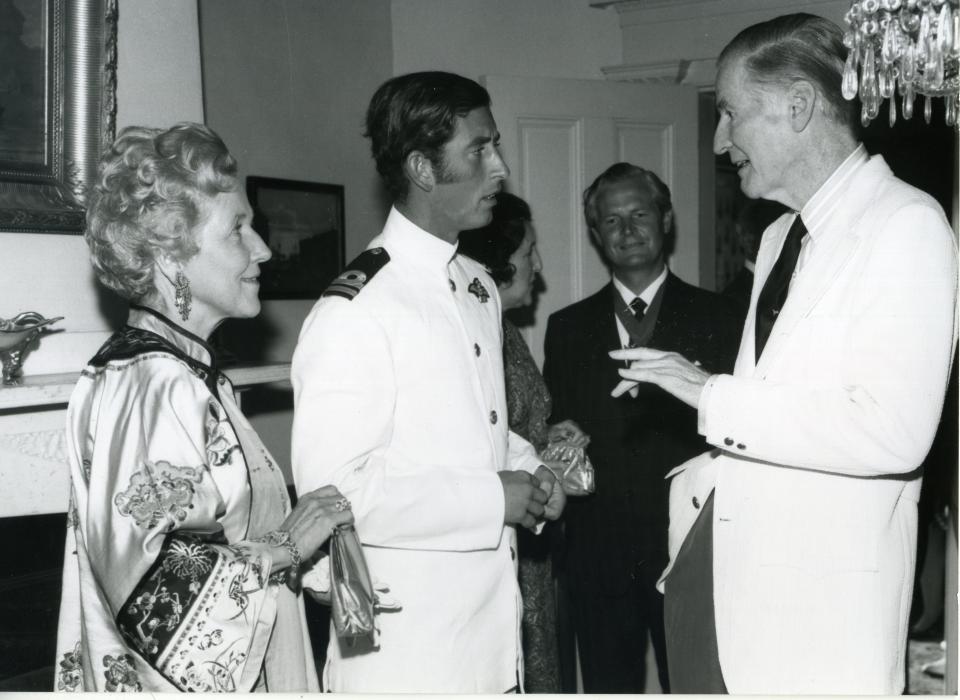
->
[483,75,699,368]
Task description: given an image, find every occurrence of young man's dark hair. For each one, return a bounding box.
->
[365,71,492,202]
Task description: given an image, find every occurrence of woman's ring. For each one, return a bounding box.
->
[335,497,351,512]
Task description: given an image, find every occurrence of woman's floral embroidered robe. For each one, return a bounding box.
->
[54,308,318,692]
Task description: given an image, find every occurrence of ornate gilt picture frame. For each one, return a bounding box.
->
[0,0,118,233]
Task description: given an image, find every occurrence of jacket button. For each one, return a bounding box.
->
[449,279,456,292]
[490,410,498,424]
[217,375,226,385]
[737,443,746,450]
[692,496,700,509]
[474,343,481,357]
[724,437,734,446]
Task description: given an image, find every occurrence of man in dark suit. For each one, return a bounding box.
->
[543,162,740,693]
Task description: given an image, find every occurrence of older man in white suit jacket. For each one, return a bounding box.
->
[613,14,958,695]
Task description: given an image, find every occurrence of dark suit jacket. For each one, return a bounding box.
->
[543,273,740,596]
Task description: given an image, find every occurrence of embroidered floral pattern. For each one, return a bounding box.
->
[177,647,246,693]
[120,536,216,658]
[102,653,142,692]
[57,642,83,691]
[114,461,204,530]
[191,629,223,651]
[204,401,239,467]
[164,539,215,580]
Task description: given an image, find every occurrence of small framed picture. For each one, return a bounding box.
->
[246,176,345,300]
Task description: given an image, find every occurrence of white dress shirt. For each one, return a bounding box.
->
[613,265,668,397]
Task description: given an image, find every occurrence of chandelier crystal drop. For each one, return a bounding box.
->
[843,0,959,127]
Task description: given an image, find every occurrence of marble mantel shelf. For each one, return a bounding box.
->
[0,362,291,412]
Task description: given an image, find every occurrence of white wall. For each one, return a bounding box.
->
[0,0,204,377]
[198,0,394,373]
[199,0,393,267]
[198,0,394,476]
[602,0,848,86]
[391,0,621,81]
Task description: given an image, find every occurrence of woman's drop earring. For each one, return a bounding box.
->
[174,271,192,321]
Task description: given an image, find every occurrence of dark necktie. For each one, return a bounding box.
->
[755,215,807,360]
[626,298,647,356]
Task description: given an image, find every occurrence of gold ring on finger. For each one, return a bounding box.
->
[334,497,351,512]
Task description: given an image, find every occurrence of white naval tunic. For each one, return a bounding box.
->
[291,207,543,693]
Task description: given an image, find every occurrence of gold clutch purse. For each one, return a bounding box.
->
[329,524,376,639]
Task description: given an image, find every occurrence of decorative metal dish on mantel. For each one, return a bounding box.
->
[0,312,64,385]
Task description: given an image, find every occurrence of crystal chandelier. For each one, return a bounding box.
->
[842,0,959,127]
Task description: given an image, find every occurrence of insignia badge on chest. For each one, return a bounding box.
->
[468,278,490,303]
[322,247,390,300]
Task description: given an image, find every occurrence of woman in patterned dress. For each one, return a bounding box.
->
[460,192,589,692]
[54,123,352,692]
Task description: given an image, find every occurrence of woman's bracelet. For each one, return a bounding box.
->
[257,529,302,585]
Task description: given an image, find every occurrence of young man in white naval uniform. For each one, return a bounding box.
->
[291,71,565,694]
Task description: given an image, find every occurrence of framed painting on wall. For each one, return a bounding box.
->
[246,176,345,300]
[0,0,118,233]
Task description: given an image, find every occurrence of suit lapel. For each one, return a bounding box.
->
[649,273,685,350]
[581,285,633,391]
[591,284,623,358]
[753,161,883,376]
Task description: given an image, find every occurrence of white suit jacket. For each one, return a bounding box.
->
[662,153,957,694]
[291,208,543,693]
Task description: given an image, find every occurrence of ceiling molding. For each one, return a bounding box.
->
[601,58,718,89]
[592,0,847,25]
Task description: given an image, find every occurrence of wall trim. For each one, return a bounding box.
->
[601,58,718,88]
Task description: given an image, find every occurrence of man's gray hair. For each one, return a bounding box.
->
[718,13,859,132]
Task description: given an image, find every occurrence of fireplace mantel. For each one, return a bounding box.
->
[0,363,291,518]
[0,363,291,412]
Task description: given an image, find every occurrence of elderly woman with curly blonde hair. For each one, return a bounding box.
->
[54,122,351,692]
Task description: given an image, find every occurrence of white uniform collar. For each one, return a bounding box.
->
[381,207,459,272]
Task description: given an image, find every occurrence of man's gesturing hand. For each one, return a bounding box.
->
[499,470,548,530]
[609,346,712,409]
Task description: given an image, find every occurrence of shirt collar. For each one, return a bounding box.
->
[381,206,459,271]
[127,304,216,370]
[800,143,869,240]
[613,265,668,306]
